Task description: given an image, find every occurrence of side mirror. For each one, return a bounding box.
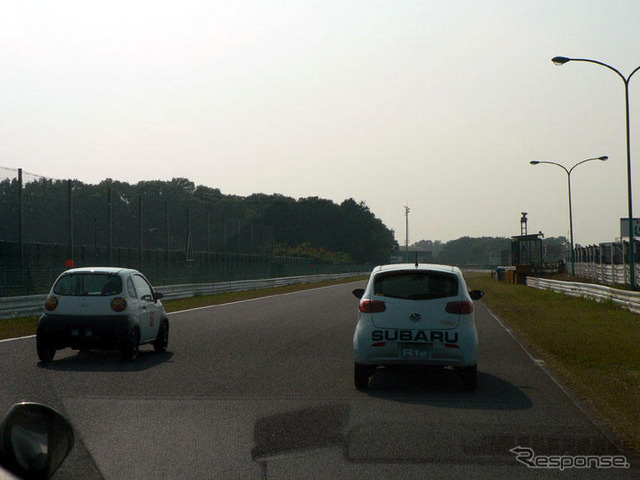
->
[154,291,164,302]
[0,403,74,480]
[352,289,365,299]
[469,290,484,301]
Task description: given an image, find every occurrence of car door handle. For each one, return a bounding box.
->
[410,313,421,321]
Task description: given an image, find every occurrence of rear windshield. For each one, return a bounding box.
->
[373,271,459,300]
[53,273,123,296]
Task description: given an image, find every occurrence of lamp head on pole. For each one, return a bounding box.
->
[530,161,540,165]
[552,56,571,65]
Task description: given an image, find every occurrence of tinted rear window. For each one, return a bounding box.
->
[53,273,123,296]
[373,271,458,300]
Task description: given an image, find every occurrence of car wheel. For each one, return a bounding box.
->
[37,341,56,363]
[122,328,140,361]
[354,363,370,391]
[461,365,477,391]
[153,320,169,353]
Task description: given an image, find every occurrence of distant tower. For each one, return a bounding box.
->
[520,212,528,236]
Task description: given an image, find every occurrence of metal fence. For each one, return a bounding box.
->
[0,168,372,296]
[0,240,368,296]
[573,263,632,286]
[569,241,636,286]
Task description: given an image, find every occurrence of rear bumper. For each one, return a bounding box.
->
[355,346,474,368]
[353,323,478,368]
[37,314,136,351]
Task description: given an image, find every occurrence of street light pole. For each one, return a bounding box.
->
[552,56,640,289]
[404,205,410,261]
[530,156,608,276]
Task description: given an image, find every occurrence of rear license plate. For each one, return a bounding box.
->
[71,327,92,337]
[399,343,431,359]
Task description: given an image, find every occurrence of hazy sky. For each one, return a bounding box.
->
[2,1,640,246]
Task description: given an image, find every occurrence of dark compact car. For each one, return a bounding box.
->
[36,267,169,363]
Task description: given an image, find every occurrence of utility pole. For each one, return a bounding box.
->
[138,195,143,266]
[18,169,24,285]
[67,180,73,267]
[207,209,211,255]
[404,205,410,261]
[107,188,113,264]
[165,200,170,260]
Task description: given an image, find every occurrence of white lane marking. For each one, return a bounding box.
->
[0,335,35,343]
[484,307,546,366]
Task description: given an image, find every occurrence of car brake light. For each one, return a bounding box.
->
[359,299,386,313]
[111,297,127,312]
[45,296,58,312]
[445,301,473,314]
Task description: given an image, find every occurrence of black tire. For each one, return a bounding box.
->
[122,328,140,361]
[354,363,370,391]
[37,341,56,363]
[461,365,477,391]
[153,320,169,353]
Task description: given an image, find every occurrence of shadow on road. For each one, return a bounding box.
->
[37,349,174,372]
[364,367,533,410]
[250,403,629,472]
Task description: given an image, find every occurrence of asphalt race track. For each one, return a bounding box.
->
[0,281,638,479]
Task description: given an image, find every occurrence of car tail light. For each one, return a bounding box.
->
[45,296,58,312]
[111,297,127,312]
[359,299,386,313]
[445,301,473,314]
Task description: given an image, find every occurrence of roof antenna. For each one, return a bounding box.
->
[414,250,418,268]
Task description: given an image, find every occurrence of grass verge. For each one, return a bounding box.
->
[162,276,367,312]
[466,272,640,452]
[0,276,367,341]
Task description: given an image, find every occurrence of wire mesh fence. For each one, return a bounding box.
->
[0,168,368,295]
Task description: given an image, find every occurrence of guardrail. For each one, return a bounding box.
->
[0,294,49,321]
[526,276,640,315]
[0,272,367,321]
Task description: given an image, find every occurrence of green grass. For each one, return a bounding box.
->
[0,315,40,341]
[0,276,367,341]
[162,276,367,312]
[466,272,640,452]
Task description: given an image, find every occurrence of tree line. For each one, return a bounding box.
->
[414,236,568,266]
[0,176,398,265]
